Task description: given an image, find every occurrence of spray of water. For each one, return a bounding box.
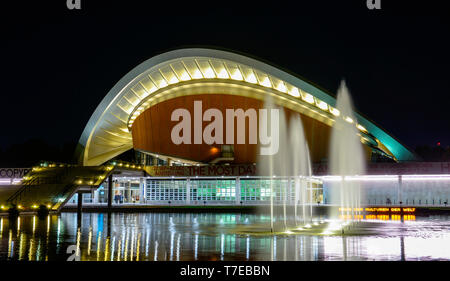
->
[259,97,313,232]
[329,80,366,222]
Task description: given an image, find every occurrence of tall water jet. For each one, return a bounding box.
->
[288,113,312,226]
[259,96,314,232]
[329,80,366,221]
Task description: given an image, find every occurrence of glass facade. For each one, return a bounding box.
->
[190,179,236,202]
[68,177,323,205]
[147,180,187,201]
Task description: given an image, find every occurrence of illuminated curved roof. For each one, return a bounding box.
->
[78,48,416,166]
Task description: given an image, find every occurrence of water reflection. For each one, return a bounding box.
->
[0,212,449,261]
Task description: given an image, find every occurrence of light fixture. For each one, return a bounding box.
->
[357,124,367,132]
[245,71,257,84]
[316,100,328,110]
[303,93,315,104]
[288,87,300,97]
[330,107,340,116]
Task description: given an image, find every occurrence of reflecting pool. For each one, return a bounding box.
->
[1,212,450,261]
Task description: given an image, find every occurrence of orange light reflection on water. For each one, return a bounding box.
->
[340,214,415,221]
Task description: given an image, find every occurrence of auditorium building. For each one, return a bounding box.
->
[62,48,427,208]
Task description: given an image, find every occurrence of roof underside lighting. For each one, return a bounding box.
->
[114,57,368,141]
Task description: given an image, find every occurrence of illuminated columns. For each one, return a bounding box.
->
[186,178,191,205]
[398,175,403,205]
[236,177,241,205]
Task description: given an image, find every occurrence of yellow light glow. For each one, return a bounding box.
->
[159,79,168,88]
[32,205,38,209]
[276,82,287,93]
[245,72,257,84]
[288,87,300,97]
[357,124,367,132]
[191,69,203,79]
[168,75,179,84]
[18,205,23,209]
[259,77,271,87]
[316,100,328,110]
[330,107,340,116]
[202,67,215,78]
[230,70,243,80]
[345,116,354,123]
[217,69,229,79]
[303,93,315,104]
[89,180,94,185]
[179,72,191,81]
[77,180,83,184]
[1,205,5,210]
[47,204,51,209]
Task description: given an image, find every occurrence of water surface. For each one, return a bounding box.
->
[1,212,449,261]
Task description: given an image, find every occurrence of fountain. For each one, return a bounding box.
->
[258,97,314,233]
[329,80,366,222]
[252,80,365,235]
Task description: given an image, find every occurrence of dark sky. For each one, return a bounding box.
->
[1,1,449,151]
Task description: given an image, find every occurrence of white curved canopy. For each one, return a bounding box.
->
[78,48,414,166]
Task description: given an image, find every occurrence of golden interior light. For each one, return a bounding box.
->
[259,77,271,87]
[316,100,328,110]
[330,107,340,116]
[191,69,203,79]
[303,93,315,104]
[202,66,215,78]
[217,68,229,79]
[179,71,191,81]
[288,87,300,97]
[230,69,243,80]
[168,75,179,84]
[357,124,367,132]
[245,72,257,84]
[345,116,354,123]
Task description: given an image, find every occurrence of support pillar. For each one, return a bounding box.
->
[77,191,83,229]
[186,178,191,205]
[235,177,241,205]
[108,174,113,209]
[140,177,145,204]
[77,191,83,213]
[398,175,403,205]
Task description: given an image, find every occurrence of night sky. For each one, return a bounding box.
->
[1,1,449,152]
